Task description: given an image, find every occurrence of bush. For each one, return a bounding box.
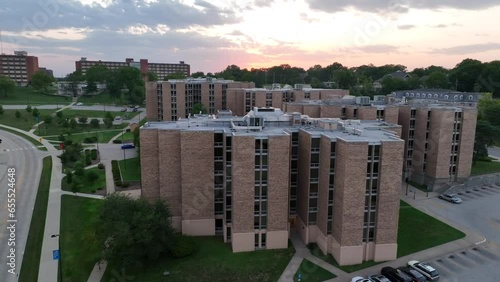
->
[111,160,121,182]
[83,137,98,143]
[90,149,98,160]
[169,235,199,258]
[112,139,122,144]
[84,149,90,156]
[85,154,92,166]
[98,163,105,169]
[126,128,131,132]
[86,170,99,182]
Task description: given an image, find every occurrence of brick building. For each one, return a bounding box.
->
[0,51,39,86]
[146,79,349,121]
[283,94,478,187]
[75,57,190,78]
[140,107,404,264]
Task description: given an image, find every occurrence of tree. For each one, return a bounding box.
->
[78,116,88,124]
[32,71,55,94]
[95,194,176,268]
[44,115,53,125]
[128,85,145,105]
[65,169,73,184]
[56,111,63,119]
[74,161,85,176]
[104,112,113,128]
[333,69,356,89]
[0,105,3,115]
[64,70,84,97]
[449,58,484,92]
[32,107,40,118]
[70,118,78,129]
[164,72,187,80]
[90,118,100,128]
[86,170,99,182]
[132,126,140,147]
[474,119,500,162]
[192,103,207,114]
[190,71,205,78]
[26,105,32,113]
[71,180,82,194]
[425,71,450,89]
[147,71,158,82]
[15,110,21,119]
[0,75,16,97]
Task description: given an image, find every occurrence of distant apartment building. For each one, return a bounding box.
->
[146,80,349,121]
[56,81,106,96]
[0,51,39,86]
[146,78,255,121]
[75,57,190,78]
[140,107,404,265]
[398,104,477,186]
[283,90,479,188]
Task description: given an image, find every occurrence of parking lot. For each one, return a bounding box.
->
[402,184,500,282]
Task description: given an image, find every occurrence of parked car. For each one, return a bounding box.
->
[121,107,127,112]
[439,193,462,204]
[408,260,440,281]
[121,144,135,149]
[76,102,83,106]
[381,266,413,282]
[368,274,391,282]
[351,277,371,282]
[132,108,138,112]
[398,267,426,282]
[114,116,122,121]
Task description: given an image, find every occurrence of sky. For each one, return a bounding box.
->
[1,0,500,77]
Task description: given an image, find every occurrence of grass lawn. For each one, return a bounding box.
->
[397,200,465,257]
[0,126,47,150]
[471,160,500,176]
[310,200,466,272]
[18,157,52,282]
[77,92,126,105]
[0,109,56,130]
[102,237,295,282]
[61,167,106,194]
[117,130,134,141]
[61,109,114,119]
[45,129,123,143]
[119,156,141,181]
[0,87,70,105]
[39,122,127,137]
[60,195,103,282]
[293,259,336,282]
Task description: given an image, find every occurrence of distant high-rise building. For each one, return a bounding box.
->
[75,57,190,78]
[0,51,39,86]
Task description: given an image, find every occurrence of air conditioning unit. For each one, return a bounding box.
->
[356,96,370,105]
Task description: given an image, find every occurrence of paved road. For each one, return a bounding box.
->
[488,146,500,159]
[410,185,500,282]
[0,130,44,282]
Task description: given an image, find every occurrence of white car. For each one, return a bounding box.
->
[76,102,83,106]
[351,277,371,282]
[439,193,462,204]
[408,260,440,281]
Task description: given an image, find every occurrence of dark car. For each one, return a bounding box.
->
[132,108,138,112]
[121,144,135,149]
[398,267,426,282]
[381,267,413,282]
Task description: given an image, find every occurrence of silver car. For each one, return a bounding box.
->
[368,274,391,282]
[439,193,462,204]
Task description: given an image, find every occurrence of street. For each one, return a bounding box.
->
[2,104,145,113]
[488,146,500,160]
[409,184,500,282]
[0,130,44,282]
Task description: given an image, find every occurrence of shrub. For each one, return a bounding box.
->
[91,189,96,193]
[85,149,91,155]
[98,163,105,169]
[126,128,131,132]
[169,235,199,258]
[86,170,99,182]
[90,149,98,160]
[83,137,98,143]
[90,118,100,128]
[85,154,92,165]
[112,139,122,144]
[111,160,121,181]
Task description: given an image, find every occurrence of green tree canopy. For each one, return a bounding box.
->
[164,72,187,80]
[146,71,158,81]
[192,103,208,115]
[0,75,16,97]
[32,71,55,94]
[95,194,175,268]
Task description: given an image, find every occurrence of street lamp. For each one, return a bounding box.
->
[51,234,63,282]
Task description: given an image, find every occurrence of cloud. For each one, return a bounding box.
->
[305,0,500,14]
[430,43,500,55]
[432,24,448,28]
[300,13,320,23]
[354,44,400,53]
[0,0,239,33]
[398,24,415,30]
[254,0,274,7]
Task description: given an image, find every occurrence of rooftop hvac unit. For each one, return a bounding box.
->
[356,96,370,105]
[373,95,386,102]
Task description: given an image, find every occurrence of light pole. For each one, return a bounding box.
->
[51,234,63,282]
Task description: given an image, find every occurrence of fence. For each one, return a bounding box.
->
[444,173,500,195]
